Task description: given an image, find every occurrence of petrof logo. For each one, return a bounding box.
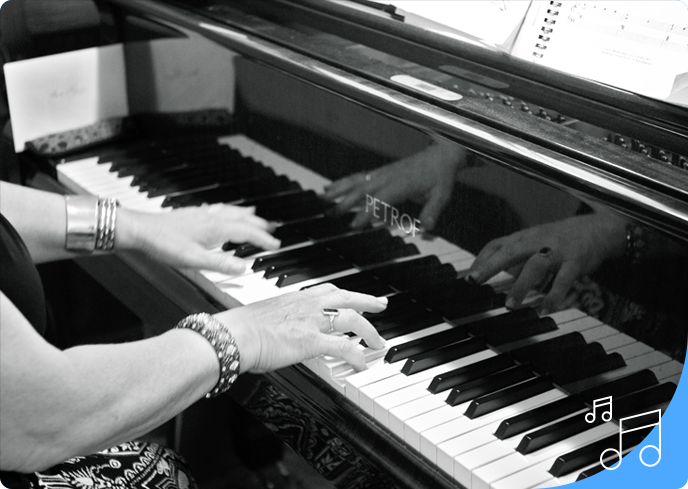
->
[365,194,421,236]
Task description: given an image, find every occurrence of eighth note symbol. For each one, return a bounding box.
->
[586,396,613,423]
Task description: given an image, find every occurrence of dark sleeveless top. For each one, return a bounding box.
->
[0,213,47,334]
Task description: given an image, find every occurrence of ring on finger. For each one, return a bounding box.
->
[322,308,339,333]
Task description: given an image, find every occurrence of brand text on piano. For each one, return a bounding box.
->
[365,194,421,236]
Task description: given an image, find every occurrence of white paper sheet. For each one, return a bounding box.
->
[3,44,129,152]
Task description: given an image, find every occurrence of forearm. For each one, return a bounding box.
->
[0,182,70,262]
[0,296,218,472]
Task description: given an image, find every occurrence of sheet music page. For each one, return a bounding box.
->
[328,1,532,52]
[392,1,532,51]
[511,1,688,104]
[3,44,128,152]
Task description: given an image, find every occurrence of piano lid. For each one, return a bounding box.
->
[100,0,688,239]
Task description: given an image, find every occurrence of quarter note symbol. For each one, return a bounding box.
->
[585,396,613,423]
[600,409,662,470]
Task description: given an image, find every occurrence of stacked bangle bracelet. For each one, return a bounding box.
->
[65,195,120,252]
[175,313,241,398]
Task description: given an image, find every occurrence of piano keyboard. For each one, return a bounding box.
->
[56,133,683,488]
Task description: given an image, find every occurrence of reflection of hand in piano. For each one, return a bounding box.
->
[214,283,387,373]
[466,205,629,314]
[324,137,468,231]
[119,202,280,275]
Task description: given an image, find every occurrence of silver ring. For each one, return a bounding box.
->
[322,308,339,333]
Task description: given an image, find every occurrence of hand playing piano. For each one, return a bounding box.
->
[214,284,388,373]
[467,207,628,315]
[118,203,280,275]
[324,139,467,231]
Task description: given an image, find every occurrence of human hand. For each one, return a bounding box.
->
[117,204,280,274]
[324,141,466,231]
[215,284,388,373]
[467,209,628,314]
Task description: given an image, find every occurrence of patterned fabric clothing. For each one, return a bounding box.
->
[1,442,197,489]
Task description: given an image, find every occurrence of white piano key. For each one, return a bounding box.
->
[470,422,617,489]
[319,322,452,379]
[419,389,565,465]
[389,394,447,440]
[359,351,494,416]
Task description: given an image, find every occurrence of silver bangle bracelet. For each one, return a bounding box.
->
[65,196,120,252]
[175,313,241,398]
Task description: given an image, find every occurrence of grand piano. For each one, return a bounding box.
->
[19,1,688,488]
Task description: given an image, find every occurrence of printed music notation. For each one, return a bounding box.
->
[566,2,688,53]
[599,408,662,470]
[585,396,613,423]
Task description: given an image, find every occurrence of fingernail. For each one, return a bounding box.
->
[505,296,516,309]
[466,274,478,285]
[424,216,435,231]
[377,296,389,306]
[540,308,551,317]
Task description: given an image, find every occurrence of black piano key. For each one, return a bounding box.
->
[464,308,538,335]
[374,309,444,337]
[549,351,626,385]
[253,244,328,271]
[578,369,659,402]
[371,256,458,291]
[576,464,605,480]
[384,323,470,363]
[446,365,535,407]
[479,316,558,347]
[300,212,356,239]
[364,293,420,316]
[371,307,432,332]
[264,252,343,279]
[464,376,552,419]
[428,353,515,394]
[508,332,587,366]
[324,270,394,295]
[518,380,675,455]
[548,428,651,477]
[496,396,585,440]
[494,370,659,440]
[531,342,612,376]
[408,279,504,320]
[351,239,418,266]
[378,311,446,340]
[163,172,297,207]
[140,162,267,196]
[558,429,657,477]
[242,190,332,221]
[401,337,487,375]
[227,213,356,257]
[262,248,334,278]
[276,257,353,287]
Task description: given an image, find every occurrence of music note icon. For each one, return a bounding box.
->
[585,396,613,423]
[600,408,662,470]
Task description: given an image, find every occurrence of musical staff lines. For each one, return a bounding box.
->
[567,2,688,53]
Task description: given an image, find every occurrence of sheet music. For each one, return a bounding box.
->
[329,1,532,52]
[511,1,688,104]
[3,44,128,152]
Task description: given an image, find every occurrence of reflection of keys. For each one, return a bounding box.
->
[585,395,613,423]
